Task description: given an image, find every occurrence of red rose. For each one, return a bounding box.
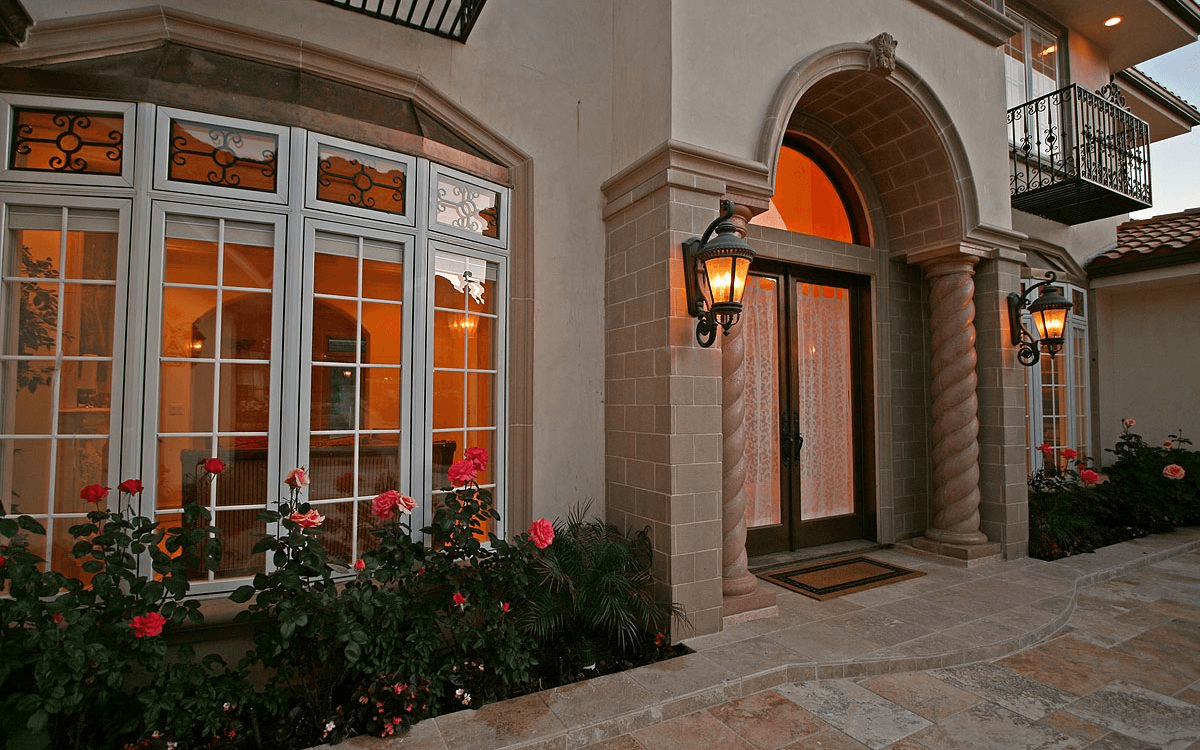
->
[1164,440,1174,449]
[447,459,479,486]
[130,611,166,638]
[452,592,466,606]
[52,612,65,624]
[1163,464,1186,480]
[354,558,365,571]
[463,447,489,472]
[288,509,325,528]
[500,601,510,613]
[80,484,110,504]
[1061,449,1077,460]
[1037,444,1053,455]
[528,518,554,549]
[204,457,225,475]
[0,555,6,567]
[117,479,144,495]
[1080,469,1100,485]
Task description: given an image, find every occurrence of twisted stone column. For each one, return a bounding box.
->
[921,257,988,545]
[721,317,758,596]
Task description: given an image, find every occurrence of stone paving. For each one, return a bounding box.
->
[342,528,1200,749]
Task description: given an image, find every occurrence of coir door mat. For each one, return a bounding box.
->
[756,556,925,600]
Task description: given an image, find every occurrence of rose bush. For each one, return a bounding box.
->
[1030,421,1199,560]
[0,464,239,749]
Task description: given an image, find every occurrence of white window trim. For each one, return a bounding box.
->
[0,94,137,188]
[152,107,291,205]
[304,131,418,227]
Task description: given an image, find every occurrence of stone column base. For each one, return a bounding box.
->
[908,537,1002,568]
[721,582,778,628]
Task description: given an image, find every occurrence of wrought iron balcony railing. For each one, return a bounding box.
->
[1008,83,1151,225]
[317,0,488,42]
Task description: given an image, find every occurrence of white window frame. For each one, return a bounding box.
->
[304,132,417,226]
[0,94,137,188]
[0,194,132,565]
[152,107,291,205]
[1,98,510,591]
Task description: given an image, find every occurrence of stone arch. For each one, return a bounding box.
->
[0,6,537,533]
[757,40,980,257]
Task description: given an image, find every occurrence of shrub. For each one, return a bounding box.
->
[1029,420,1199,560]
[520,504,686,682]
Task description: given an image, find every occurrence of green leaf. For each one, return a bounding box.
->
[16,516,46,535]
[229,585,256,604]
[0,517,17,537]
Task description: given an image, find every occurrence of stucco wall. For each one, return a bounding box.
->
[1093,270,1200,461]
[667,0,1014,231]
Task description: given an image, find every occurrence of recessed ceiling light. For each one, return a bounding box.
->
[1105,16,1122,27]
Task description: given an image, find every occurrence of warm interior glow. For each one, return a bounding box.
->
[750,145,854,243]
[704,256,733,304]
[1104,16,1122,26]
[1040,45,1056,56]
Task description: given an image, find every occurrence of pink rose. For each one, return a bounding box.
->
[1164,440,1175,449]
[1123,418,1136,428]
[372,490,413,520]
[130,611,166,638]
[204,457,225,475]
[288,509,325,528]
[80,484,110,504]
[285,467,309,489]
[354,558,365,571]
[1163,464,1186,480]
[1080,469,1100,485]
[117,479,144,495]
[528,518,554,549]
[1037,444,1053,455]
[448,459,479,486]
[452,592,466,606]
[463,447,489,472]
[1061,448,1077,460]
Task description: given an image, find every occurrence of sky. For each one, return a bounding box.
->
[1128,40,1200,219]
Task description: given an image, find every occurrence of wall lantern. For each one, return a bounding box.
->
[682,199,757,347]
[1007,271,1073,366]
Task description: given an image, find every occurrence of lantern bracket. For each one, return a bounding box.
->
[1007,270,1071,366]
[682,199,756,348]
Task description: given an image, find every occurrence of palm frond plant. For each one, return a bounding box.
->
[520,505,685,682]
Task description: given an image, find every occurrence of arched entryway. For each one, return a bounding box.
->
[723,35,993,600]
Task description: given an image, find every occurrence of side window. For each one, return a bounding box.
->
[429,246,506,534]
[750,143,865,245]
[0,198,128,576]
[1005,10,1061,109]
[1027,282,1089,470]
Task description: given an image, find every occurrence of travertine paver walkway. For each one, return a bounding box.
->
[343,528,1200,749]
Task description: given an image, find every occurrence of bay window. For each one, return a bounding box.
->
[0,95,510,591]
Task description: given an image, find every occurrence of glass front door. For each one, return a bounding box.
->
[742,263,872,556]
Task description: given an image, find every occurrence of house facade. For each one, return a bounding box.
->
[0,0,1196,639]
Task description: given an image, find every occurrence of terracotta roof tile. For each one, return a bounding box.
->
[1087,207,1200,276]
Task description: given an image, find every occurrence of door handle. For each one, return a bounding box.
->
[780,409,793,467]
[791,411,803,463]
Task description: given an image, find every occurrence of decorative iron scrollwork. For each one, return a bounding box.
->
[317,152,406,214]
[1096,76,1128,110]
[436,177,500,238]
[12,109,122,174]
[168,120,277,191]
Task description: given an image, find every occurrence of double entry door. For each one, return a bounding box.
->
[740,262,872,556]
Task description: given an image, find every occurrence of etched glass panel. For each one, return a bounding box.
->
[316,144,407,216]
[167,118,278,192]
[435,174,500,239]
[741,276,782,528]
[10,108,124,175]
